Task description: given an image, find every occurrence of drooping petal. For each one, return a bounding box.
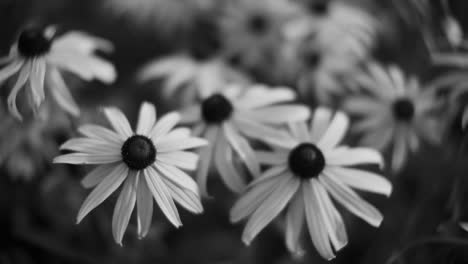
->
[136,102,157,135]
[320,173,383,227]
[0,60,23,86]
[144,166,182,227]
[103,107,133,138]
[77,163,128,223]
[214,132,247,193]
[326,167,392,196]
[53,31,114,54]
[196,126,218,197]
[112,171,138,245]
[241,176,300,245]
[28,58,46,109]
[7,61,30,120]
[81,163,120,188]
[136,173,153,239]
[47,67,80,116]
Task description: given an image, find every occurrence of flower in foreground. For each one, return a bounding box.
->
[345,63,441,171]
[180,84,310,196]
[54,102,207,245]
[0,25,116,120]
[231,108,391,259]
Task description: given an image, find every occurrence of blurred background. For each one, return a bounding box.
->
[1,0,468,263]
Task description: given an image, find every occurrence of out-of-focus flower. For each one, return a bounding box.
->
[138,17,246,105]
[219,0,299,70]
[54,102,207,245]
[180,84,310,196]
[103,0,216,34]
[344,63,441,171]
[231,108,390,258]
[391,0,430,26]
[0,25,116,120]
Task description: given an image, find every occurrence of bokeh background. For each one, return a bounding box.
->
[2,0,468,263]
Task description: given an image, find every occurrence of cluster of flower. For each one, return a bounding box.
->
[1,0,468,261]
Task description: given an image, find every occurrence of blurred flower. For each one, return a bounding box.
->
[344,63,441,171]
[138,17,246,105]
[0,25,116,120]
[231,108,390,259]
[391,0,430,26]
[54,102,207,245]
[180,84,310,196]
[103,0,216,34]
[219,0,299,70]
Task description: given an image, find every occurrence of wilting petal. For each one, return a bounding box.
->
[136,102,157,135]
[112,171,138,245]
[7,62,30,120]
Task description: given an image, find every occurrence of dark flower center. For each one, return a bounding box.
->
[307,0,329,15]
[121,135,156,170]
[17,27,54,57]
[189,17,222,61]
[288,143,326,179]
[247,13,270,34]
[392,98,415,122]
[201,94,233,124]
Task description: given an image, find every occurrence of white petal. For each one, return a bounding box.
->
[223,123,260,178]
[53,31,114,54]
[318,111,349,150]
[214,133,247,193]
[310,107,333,142]
[47,67,80,116]
[60,137,120,154]
[325,147,384,168]
[196,126,218,197]
[154,163,199,195]
[180,105,201,124]
[54,152,121,164]
[155,137,208,153]
[320,173,383,227]
[391,127,408,172]
[137,56,186,82]
[236,85,296,109]
[161,176,203,214]
[28,58,46,109]
[288,122,310,142]
[154,127,191,144]
[245,105,310,124]
[144,166,182,227]
[103,107,133,138]
[7,62,30,120]
[78,124,124,145]
[242,176,300,245]
[81,163,120,188]
[285,191,305,257]
[303,181,335,260]
[112,171,138,245]
[0,60,23,85]
[149,112,181,140]
[136,173,153,239]
[136,102,156,135]
[157,151,199,171]
[230,173,285,223]
[327,167,392,196]
[255,151,288,166]
[77,163,128,223]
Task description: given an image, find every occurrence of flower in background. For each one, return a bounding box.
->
[0,25,116,120]
[219,0,299,70]
[391,0,430,26]
[54,102,207,245]
[180,84,310,196]
[231,108,390,258]
[138,17,246,105]
[344,63,441,171]
[103,0,216,35]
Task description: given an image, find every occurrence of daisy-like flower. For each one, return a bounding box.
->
[180,84,310,196]
[0,25,116,120]
[230,108,391,259]
[344,63,441,171]
[219,0,299,70]
[138,17,246,105]
[53,102,207,245]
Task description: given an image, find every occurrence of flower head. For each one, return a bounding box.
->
[345,63,441,171]
[0,25,116,120]
[180,84,310,196]
[54,102,207,245]
[231,108,390,259]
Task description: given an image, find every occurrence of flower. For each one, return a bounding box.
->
[0,25,116,120]
[230,108,391,259]
[137,17,247,105]
[219,0,299,70]
[344,63,441,171]
[180,84,310,196]
[53,102,207,245]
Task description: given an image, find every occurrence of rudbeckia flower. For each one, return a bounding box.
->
[54,102,207,245]
[231,108,390,259]
[138,17,246,105]
[180,84,310,196]
[0,25,116,120]
[344,63,441,171]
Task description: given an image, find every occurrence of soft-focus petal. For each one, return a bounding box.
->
[136,102,157,135]
[47,67,80,116]
[214,132,247,193]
